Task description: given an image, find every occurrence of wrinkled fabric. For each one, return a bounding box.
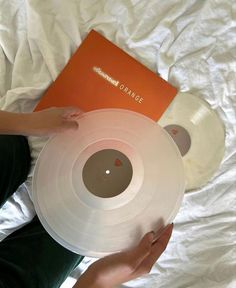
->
[0,1,235,287]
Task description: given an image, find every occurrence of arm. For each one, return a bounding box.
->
[73,224,173,288]
[0,110,27,135]
[72,271,103,288]
[0,107,82,136]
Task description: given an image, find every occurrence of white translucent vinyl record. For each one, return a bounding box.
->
[32,109,185,257]
[158,92,225,191]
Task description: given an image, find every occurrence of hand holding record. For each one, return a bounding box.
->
[24,106,83,136]
[0,106,82,136]
[74,224,173,288]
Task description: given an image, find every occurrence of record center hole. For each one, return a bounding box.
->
[82,149,133,198]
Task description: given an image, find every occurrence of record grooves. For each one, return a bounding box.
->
[32,109,185,257]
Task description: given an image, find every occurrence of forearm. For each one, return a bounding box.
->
[73,277,100,288]
[72,268,107,288]
[0,110,30,135]
[73,276,103,288]
[0,107,81,137]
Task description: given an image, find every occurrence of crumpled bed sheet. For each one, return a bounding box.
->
[0,1,235,287]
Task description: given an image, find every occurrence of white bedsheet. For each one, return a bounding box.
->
[0,0,235,287]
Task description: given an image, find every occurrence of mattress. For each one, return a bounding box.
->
[0,1,235,287]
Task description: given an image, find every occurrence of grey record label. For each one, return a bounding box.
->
[82,149,133,198]
[164,124,191,156]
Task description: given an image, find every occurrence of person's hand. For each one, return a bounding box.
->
[74,224,173,288]
[24,106,82,136]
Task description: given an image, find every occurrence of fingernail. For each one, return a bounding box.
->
[161,223,173,235]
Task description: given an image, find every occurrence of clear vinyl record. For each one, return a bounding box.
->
[158,92,225,191]
[32,109,185,257]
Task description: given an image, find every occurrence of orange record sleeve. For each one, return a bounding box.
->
[35,30,177,121]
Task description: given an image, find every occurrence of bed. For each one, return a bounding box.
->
[0,0,235,287]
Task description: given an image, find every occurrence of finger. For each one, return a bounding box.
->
[132,224,173,278]
[62,106,83,118]
[151,223,173,254]
[62,119,79,131]
[152,223,174,244]
[126,231,154,270]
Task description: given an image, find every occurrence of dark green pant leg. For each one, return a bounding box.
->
[0,217,84,288]
[0,135,84,287]
[0,135,31,207]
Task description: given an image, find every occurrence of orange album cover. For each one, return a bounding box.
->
[35,30,177,121]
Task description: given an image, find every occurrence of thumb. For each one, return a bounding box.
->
[62,119,79,131]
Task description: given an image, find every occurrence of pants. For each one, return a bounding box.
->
[0,135,84,288]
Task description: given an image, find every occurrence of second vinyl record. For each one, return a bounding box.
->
[32,109,185,257]
[158,92,225,191]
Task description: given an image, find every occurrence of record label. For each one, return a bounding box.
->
[164,124,191,156]
[82,149,133,198]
